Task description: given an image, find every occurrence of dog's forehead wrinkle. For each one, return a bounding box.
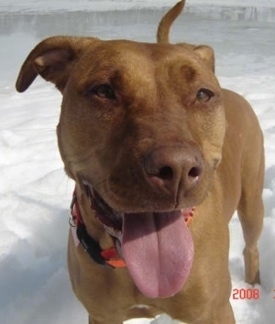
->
[75,44,157,93]
[78,40,198,81]
[84,40,153,67]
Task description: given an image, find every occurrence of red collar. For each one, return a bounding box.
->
[70,189,194,269]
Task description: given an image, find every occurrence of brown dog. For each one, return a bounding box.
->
[16,1,264,323]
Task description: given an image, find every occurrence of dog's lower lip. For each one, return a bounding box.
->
[95,192,123,230]
[83,183,123,231]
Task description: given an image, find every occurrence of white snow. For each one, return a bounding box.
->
[0,1,275,323]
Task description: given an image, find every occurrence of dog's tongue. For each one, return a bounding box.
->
[121,210,194,298]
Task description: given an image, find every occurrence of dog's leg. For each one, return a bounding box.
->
[212,302,235,324]
[176,301,234,324]
[237,151,264,284]
[238,193,263,284]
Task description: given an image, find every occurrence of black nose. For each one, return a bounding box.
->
[144,145,203,197]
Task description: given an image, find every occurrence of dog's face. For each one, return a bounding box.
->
[16,37,225,212]
[47,39,223,212]
[16,36,225,298]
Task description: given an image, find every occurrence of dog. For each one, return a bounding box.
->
[15,1,264,323]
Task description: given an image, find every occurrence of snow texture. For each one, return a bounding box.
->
[0,0,275,323]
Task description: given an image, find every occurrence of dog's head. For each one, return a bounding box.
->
[16,36,225,298]
[16,37,224,211]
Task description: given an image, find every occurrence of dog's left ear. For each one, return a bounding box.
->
[193,45,215,73]
[16,36,99,93]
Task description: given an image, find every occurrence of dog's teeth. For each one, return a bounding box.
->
[103,224,122,240]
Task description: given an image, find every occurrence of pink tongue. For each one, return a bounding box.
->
[121,211,194,298]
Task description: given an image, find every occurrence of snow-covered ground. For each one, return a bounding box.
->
[0,1,275,323]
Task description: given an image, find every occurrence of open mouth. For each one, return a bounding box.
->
[84,184,195,299]
[87,186,123,238]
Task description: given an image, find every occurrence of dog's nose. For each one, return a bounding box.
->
[144,145,203,197]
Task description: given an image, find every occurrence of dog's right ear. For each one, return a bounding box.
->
[193,45,215,73]
[16,36,99,93]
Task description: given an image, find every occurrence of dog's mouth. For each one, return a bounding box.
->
[89,188,123,238]
[84,184,194,299]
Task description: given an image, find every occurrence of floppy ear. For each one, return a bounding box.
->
[15,36,99,93]
[193,45,215,73]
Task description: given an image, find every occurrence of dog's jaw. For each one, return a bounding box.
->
[83,183,194,298]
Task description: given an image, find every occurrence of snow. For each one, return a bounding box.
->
[0,0,275,323]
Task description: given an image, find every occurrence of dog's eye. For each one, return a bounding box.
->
[197,88,214,102]
[90,84,115,100]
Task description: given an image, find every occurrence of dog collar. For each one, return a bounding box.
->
[70,190,126,268]
[70,189,194,269]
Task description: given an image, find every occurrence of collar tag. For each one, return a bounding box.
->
[101,248,126,268]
